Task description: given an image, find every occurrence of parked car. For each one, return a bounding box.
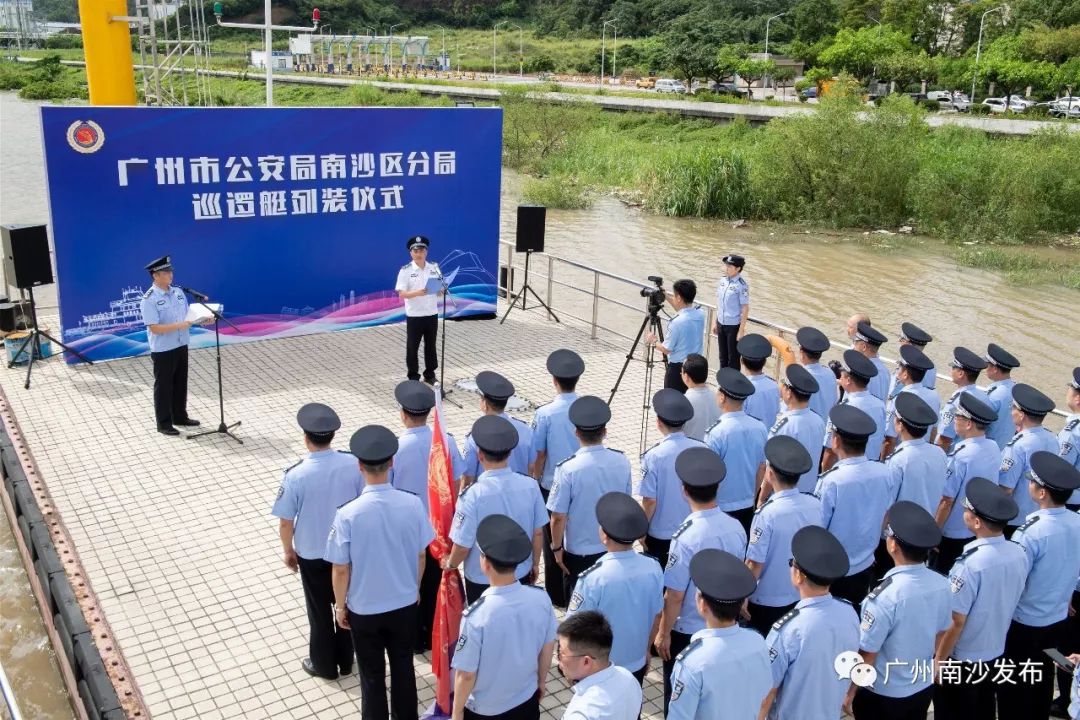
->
[691,80,742,96]
[635,76,657,89]
[800,86,818,99]
[1006,94,1035,110]
[926,90,953,102]
[935,95,971,112]
[655,79,687,94]
[1049,98,1080,118]
[982,98,1010,113]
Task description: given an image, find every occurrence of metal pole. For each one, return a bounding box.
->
[493,21,507,77]
[264,0,272,105]
[612,26,617,81]
[389,23,402,71]
[601,23,606,87]
[591,272,600,339]
[546,255,554,309]
[765,12,786,89]
[971,7,1003,106]
[518,25,523,76]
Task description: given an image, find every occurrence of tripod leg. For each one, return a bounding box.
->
[38,330,94,365]
[523,285,560,323]
[498,287,525,325]
[607,314,653,405]
[8,333,33,370]
[23,334,37,390]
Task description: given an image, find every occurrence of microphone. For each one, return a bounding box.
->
[182,286,209,301]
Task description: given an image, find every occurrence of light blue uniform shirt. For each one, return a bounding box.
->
[563,665,643,720]
[705,411,767,511]
[887,363,936,399]
[567,550,664,673]
[768,408,826,493]
[937,385,993,443]
[388,426,464,514]
[715,275,749,325]
[884,439,947,516]
[941,436,1002,539]
[1011,508,1080,626]
[746,489,822,607]
[665,306,706,363]
[451,583,557,716]
[531,392,579,491]
[858,564,951,698]
[884,384,941,440]
[462,413,536,478]
[637,432,705,539]
[999,426,1059,525]
[815,457,892,574]
[450,467,548,584]
[1059,415,1080,505]
[947,535,1028,661]
[547,445,632,555]
[985,378,1017,449]
[823,391,886,461]
[139,284,189,352]
[665,507,748,635]
[867,356,890,402]
[765,594,860,720]
[804,363,838,424]
[668,625,771,720]
[745,374,780,431]
[324,484,434,615]
[271,449,364,560]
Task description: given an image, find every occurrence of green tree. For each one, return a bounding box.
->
[737,57,776,98]
[818,25,912,80]
[791,0,839,44]
[879,50,932,91]
[981,57,1054,110]
[773,65,797,98]
[1052,56,1080,98]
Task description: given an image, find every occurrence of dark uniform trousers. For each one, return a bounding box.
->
[747,601,796,638]
[298,556,354,675]
[539,487,567,608]
[150,344,190,428]
[728,506,754,538]
[932,536,973,576]
[716,323,741,370]
[465,577,489,606]
[663,362,687,393]
[463,691,540,720]
[831,566,875,614]
[561,550,603,601]
[644,535,671,573]
[631,664,648,685]
[662,630,693,716]
[416,546,440,652]
[873,537,895,583]
[853,685,934,720]
[349,604,419,720]
[405,314,438,382]
[934,659,999,720]
[997,618,1064,720]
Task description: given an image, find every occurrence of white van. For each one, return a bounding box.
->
[655,79,686,94]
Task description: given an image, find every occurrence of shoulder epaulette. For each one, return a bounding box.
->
[800,491,819,497]
[956,546,980,564]
[948,390,961,402]
[142,288,153,298]
[1065,418,1079,432]
[337,449,353,455]
[398,489,417,497]
[770,417,789,435]
[401,262,411,269]
[555,452,578,469]
[884,446,906,462]
[458,483,473,499]
[672,519,694,539]
[835,597,854,607]
[578,560,602,580]
[755,498,774,514]
[772,607,800,631]
[608,447,625,455]
[1015,515,1039,534]
[817,465,838,481]
[641,439,664,458]
[283,459,304,474]
[866,576,893,601]
[463,596,486,617]
[946,442,963,457]
[705,418,722,435]
[674,638,702,663]
[1005,433,1022,448]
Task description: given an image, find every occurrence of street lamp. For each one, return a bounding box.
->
[764,12,786,57]
[493,20,508,77]
[601,19,617,86]
[509,23,523,76]
[971,5,1006,107]
[433,24,448,70]
[389,23,403,70]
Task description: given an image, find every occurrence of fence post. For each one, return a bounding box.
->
[546,255,554,310]
[590,272,600,340]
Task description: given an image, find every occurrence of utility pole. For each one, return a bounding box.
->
[493,20,507,77]
[972,6,1005,107]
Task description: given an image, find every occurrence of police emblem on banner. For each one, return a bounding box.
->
[66,120,105,154]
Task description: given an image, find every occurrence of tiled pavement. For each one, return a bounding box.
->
[1,304,696,720]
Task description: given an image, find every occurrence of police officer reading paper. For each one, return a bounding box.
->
[326,425,434,720]
[271,403,363,680]
[395,235,442,384]
[139,255,203,436]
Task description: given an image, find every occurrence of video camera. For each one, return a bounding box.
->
[639,276,666,314]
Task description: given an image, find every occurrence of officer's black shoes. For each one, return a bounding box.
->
[422,376,436,386]
[1049,697,1069,718]
[301,658,338,680]
[338,663,353,677]
[174,418,201,427]
[157,426,180,436]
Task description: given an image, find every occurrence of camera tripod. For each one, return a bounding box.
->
[8,285,93,390]
[608,301,665,453]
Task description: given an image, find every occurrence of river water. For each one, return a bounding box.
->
[0,92,1077,714]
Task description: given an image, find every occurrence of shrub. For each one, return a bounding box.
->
[522,176,592,209]
[643,150,752,219]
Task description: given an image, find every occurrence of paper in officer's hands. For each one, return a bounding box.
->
[185,302,222,325]
[425,267,459,294]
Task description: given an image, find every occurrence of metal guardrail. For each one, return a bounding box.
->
[0,659,24,720]
[497,240,1069,425]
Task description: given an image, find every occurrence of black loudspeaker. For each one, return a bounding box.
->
[1,224,53,289]
[515,205,546,253]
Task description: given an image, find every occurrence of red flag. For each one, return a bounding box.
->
[428,385,464,715]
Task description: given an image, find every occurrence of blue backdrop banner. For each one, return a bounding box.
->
[39,106,503,363]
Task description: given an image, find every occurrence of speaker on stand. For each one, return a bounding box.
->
[500,205,559,324]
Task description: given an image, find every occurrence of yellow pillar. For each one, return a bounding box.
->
[78,0,137,105]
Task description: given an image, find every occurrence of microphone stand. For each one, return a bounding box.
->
[183,290,243,445]
[435,271,462,408]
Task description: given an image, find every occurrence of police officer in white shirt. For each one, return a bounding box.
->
[557,611,643,720]
[395,235,442,384]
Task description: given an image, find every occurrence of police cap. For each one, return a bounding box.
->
[722,254,746,269]
[349,424,398,464]
[791,526,849,583]
[477,514,532,565]
[840,349,878,382]
[476,371,515,402]
[885,500,942,550]
[1029,451,1080,493]
[595,492,649,544]
[764,435,813,477]
[854,321,887,346]
[829,403,876,441]
[568,396,611,432]
[690,549,756,603]
[899,322,932,346]
[547,349,585,380]
[955,391,997,425]
[652,388,694,427]
[470,414,519,454]
[893,393,937,430]
[715,367,756,401]
[736,334,772,362]
[783,364,819,396]
[962,476,1018,525]
[145,255,172,273]
[796,326,830,354]
[675,446,727,488]
[1071,367,1080,391]
[394,380,435,415]
[1012,383,1055,417]
[985,343,1020,370]
[297,402,341,434]
[407,235,430,250]
[898,344,934,373]
[950,347,987,373]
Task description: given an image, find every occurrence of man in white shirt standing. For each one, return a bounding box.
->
[395,235,442,384]
[681,354,719,441]
[558,611,643,720]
